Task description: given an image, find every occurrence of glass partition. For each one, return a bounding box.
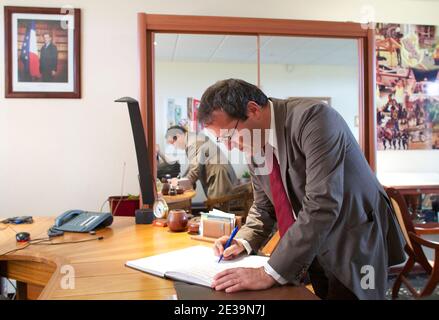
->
[154,33,258,202]
[259,36,360,141]
[153,33,365,203]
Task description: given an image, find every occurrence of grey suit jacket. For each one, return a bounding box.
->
[236,98,406,300]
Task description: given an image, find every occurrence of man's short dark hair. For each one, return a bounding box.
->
[165,125,187,139]
[198,79,269,125]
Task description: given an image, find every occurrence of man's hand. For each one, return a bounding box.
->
[51,70,56,76]
[211,267,276,293]
[213,235,245,261]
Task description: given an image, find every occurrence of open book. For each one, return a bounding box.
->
[126,246,269,287]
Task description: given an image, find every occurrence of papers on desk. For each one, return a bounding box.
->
[125,246,269,287]
[199,208,236,237]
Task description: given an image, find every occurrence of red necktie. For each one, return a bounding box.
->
[269,153,295,237]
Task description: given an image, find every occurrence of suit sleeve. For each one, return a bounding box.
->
[205,165,234,198]
[234,164,276,252]
[39,47,44,74]
[50,45,58,72]
[267,104,347,284]
[183,143,201,184]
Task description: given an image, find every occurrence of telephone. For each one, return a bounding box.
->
[51,210,113,233]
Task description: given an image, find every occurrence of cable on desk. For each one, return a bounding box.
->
[32,237,104,246]
[0,237,103,257]
[0,239,49,257]
[0,224,16,233]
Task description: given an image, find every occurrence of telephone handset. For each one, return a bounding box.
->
[54,210,84,227]
[51,210,113,233]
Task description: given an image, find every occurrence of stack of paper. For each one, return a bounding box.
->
[199,208,235,236]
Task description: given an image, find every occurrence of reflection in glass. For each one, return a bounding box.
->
[259,36,360,141]
[154,34,258,202]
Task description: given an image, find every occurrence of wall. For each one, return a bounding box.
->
[260,64,359,140]
[2,0,439,216]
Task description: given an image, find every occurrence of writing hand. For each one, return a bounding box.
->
[213,235,245,261]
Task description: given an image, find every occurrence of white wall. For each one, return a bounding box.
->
[377,150,439,174]
[260,64,360,140]
[2,0,439,216]
[155,62,359,149]
[155,61,257,150]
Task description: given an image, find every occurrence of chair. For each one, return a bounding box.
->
[204,183,253,221]
[260,188,439,298]
[260,230,280,256]
[385,187,439,299]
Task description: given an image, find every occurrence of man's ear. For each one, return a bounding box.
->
[246,101,261,120]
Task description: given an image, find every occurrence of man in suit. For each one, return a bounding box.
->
[160,125,238,199]
[197,79,405,299]
[39,33,58,82]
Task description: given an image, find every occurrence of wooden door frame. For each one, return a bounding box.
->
[138,13,376,203]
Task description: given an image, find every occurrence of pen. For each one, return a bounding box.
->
[218,226,239,263]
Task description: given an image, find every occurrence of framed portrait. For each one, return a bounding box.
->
[4,6,81,98]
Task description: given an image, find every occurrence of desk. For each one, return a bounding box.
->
[378,172,439,234]
[0,217,316,300]
[377,172,439,195]
[377,172,439,210]
[162,189,197,213]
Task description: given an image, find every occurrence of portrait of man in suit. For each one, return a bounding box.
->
[39,32,58,82]
[197,79,406,300]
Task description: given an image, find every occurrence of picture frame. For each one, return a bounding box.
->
[4,6,81,98]
[375,23,439,151]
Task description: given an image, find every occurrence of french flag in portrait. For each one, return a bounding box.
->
[20,21,40,79]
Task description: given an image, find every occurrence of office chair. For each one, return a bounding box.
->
[385,187,439,299]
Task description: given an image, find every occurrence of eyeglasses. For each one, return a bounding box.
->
[216,120,240,144]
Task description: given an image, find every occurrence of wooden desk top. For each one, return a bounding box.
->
[0,217,316,300]
[162,189,197,204]
[377,172,439,194]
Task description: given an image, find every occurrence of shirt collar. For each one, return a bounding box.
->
[267,100,278,152]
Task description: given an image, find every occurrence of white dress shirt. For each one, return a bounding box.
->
[236,100,288,285]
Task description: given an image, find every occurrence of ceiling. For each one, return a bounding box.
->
[154,34,358,66]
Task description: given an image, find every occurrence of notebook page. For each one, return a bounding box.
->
[126,246,210,277]
[166,251,269,287]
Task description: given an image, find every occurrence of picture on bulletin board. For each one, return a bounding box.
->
[166,97,189,130]
[187,97,203,133]
[375,23,439,150]
[4,6,81,98]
